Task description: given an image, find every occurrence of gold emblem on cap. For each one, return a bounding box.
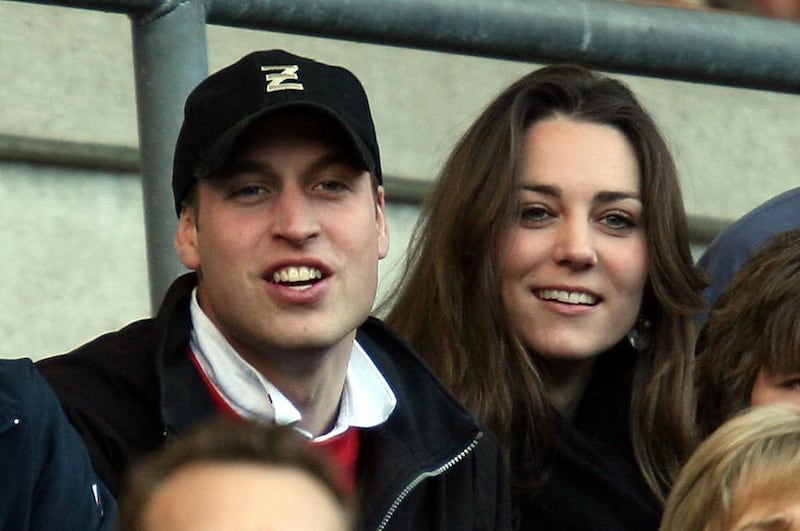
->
[261,65,304,93]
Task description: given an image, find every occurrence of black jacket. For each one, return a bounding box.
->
[37,273,511,530]
[0,359,116,530]
[519,344,662,531]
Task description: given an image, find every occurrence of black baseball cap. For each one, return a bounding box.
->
[171,49,382,215]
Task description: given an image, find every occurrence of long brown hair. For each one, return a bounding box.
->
[383,64,706,501]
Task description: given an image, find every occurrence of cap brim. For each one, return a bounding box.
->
[195,102,378,183]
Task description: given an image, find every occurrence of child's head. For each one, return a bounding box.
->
[696,228,800,437]
[662,405,800,531]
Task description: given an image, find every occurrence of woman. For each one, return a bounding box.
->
[661,404,800,531]
[384,65,707,529]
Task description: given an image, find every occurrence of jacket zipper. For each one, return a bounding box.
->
[375,431,483,531]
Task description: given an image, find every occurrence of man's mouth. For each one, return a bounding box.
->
[536,289,598,306]
[271,266,323,291]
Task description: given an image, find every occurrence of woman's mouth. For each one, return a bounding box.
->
[536,289,598,306]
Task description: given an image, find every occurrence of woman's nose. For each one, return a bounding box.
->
[552,219,598,270]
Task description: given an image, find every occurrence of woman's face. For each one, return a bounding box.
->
[499,116,648,361]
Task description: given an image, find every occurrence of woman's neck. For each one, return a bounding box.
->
[538,356,597,422]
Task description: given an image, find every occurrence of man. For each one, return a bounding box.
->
[37,49,510,530]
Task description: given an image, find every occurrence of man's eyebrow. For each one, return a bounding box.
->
[221,152,363,178]
[306,152,366,174]
[221,158,272,176]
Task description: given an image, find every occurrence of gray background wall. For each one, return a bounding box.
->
[2,2,798,360]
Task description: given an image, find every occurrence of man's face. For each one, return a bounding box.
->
[176,110,389,365]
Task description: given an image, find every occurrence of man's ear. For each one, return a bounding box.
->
[175,205,201,270]
[376,186,390,260]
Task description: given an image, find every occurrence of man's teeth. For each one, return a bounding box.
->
[272,266,322,284]
[537,289,597,305]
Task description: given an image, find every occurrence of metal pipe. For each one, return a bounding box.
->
[15,0,800,93]
[0,134,139,173]
[130,0,209,311]
[6,0,789,308]
[206,0,800,93]
[14,0,159,16]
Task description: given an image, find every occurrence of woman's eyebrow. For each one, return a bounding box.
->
[520,185,640,203]
[521,184,560,197]
[594,190,642,203]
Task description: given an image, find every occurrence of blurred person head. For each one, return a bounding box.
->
[753,0,800,19]
[119,419,352,531]
[696,228,800,438]
[661,404,800,531]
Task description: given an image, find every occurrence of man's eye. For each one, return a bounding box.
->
[234,185,266,197]
[316,180,349,193]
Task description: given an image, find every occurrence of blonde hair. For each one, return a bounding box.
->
[661,405,800,531]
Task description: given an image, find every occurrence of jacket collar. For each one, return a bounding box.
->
[153,273,216,437]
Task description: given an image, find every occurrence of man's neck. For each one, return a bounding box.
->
[237,340,353,437]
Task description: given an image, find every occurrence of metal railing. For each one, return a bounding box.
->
[10,0,800,310]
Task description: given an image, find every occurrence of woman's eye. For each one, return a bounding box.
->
[519,205,551,222]
[601,212,636,230]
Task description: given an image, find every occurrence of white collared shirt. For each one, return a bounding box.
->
[188,289,396,442]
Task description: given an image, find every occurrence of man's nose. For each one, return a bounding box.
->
[270,187,321,245]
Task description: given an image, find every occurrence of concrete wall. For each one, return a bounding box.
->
[2,2,799,360]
